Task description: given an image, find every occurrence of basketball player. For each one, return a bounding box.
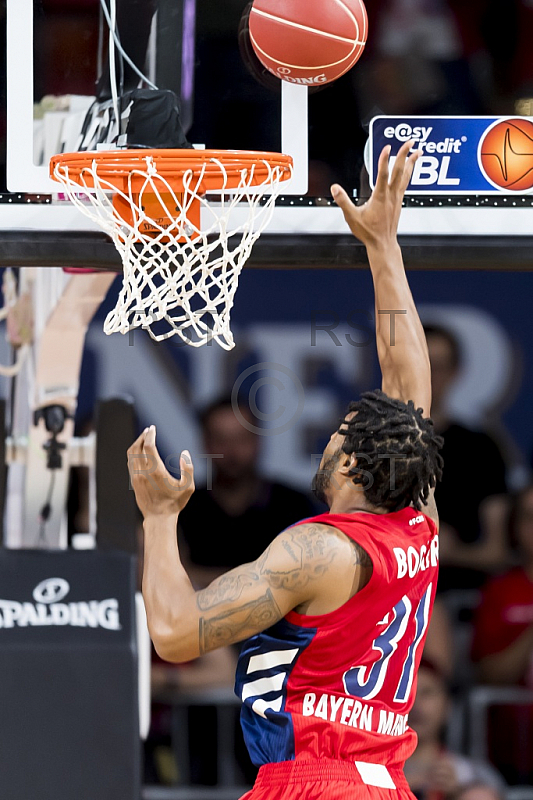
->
[128,140,444,800]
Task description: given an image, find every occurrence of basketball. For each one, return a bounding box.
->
[248,0,368,87]
[479,118,533,192]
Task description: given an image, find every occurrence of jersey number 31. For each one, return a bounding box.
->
[343,584,432,703]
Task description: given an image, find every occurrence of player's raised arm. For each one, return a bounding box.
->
[331,141,431,417]
[128,427,361,662]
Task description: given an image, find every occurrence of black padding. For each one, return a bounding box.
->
[125,89,192,149]
[1,230,533,270]
[96,397,140,554]
[0,231,122,270]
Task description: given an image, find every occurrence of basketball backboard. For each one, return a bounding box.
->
[2,0,533,246]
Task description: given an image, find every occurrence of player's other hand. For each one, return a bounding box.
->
[331,140,420,249]
[127,426,195,519]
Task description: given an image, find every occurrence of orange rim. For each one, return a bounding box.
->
[50,148,293,193]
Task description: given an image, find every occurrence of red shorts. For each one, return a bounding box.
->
[239,759,415,800]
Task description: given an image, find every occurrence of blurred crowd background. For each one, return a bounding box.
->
[2,0,533,797]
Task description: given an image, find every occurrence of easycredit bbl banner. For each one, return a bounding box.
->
[369,116,533,194]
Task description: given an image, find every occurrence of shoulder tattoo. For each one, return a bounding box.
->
[257,524,338,591]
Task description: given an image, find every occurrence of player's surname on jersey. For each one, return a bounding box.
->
[394,532,439,579]
[302,693,409,738]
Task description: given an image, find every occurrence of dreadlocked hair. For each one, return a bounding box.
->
[339,390,444,513]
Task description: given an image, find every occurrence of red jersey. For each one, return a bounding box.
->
[235,509,439,770]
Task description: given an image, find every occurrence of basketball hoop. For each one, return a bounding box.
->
[50,149,293,350]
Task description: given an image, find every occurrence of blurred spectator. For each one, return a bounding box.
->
[179,396,317,589]
[472,483,533,686]
[424,598,455,679]
[404,660,505,799]
[424,325,510,591]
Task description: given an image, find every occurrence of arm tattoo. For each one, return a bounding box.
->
[196,570,259,611]
[199,589,282,654]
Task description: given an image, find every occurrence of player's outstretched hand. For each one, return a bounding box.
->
[127,426,195,519]
[331,140,420,248]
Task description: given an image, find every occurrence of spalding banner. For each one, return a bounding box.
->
[369,116,533,194]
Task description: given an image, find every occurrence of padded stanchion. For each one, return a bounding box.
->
[0,399,6,545]
[0,549,141,800]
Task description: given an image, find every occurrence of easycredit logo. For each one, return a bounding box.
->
[383,122,466,155]
[370,116,533,194]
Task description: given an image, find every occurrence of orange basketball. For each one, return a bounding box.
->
[479,118,533,192]
[248,0,368,87]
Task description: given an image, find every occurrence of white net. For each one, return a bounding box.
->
[51,153,291,350]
